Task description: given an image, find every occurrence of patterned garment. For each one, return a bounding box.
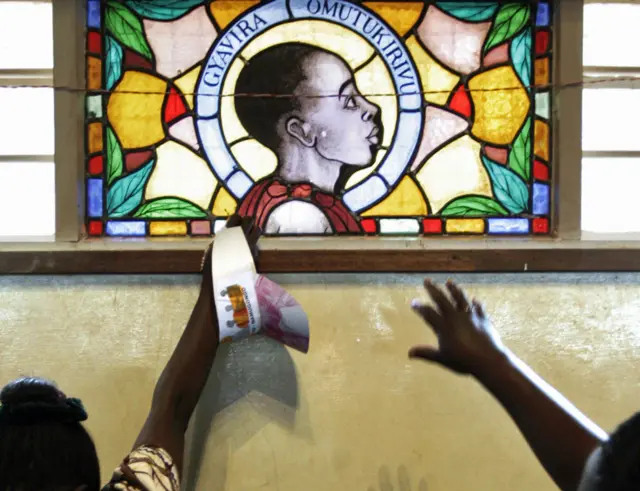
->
[102,446,179,491]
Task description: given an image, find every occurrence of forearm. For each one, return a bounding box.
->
[151,288,218,429]
[476,350,607,490]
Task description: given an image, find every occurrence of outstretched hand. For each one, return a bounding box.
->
[409,280,507,377]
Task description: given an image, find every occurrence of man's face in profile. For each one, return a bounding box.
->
[289,51,383,168]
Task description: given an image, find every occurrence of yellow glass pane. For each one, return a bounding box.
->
[212,186,237,216]
[362,176,428,216]
[535,57,549,87]
[362,2,423,36]
[415,135,492,213]
[209,1,259,29]
[87,122,103,153]
[149,221,188,236]
[145,141,216,209]
[468,66,530,145]
[446,219,484,234]
[174,63,201,110]
[87,56,101,91]
[406,35,458,105]
[229,139,277,181]
[106,71,167,149]
[534,119,549,161]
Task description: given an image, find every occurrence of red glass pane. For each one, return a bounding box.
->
[532,218,549,234]
[163,86,188,124]
[88,220,103,236]
[88,155,103,175]
[448,84,472,118]
[87,31,101,55]
[422,218,443,234]
[533,160,549,181]
[125,149,154,172]
[360,218,377,234]
[535,30,550,55]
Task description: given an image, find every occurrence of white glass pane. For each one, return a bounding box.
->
[582,157,640,233]
[0,87,54,155]
[582,89,640,151]
[0,161,55,237]
[584,4,640,67]
[0,2,53,69]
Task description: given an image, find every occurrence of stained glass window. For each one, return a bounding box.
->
[85,0,552,237]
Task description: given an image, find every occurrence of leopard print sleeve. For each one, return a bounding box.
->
[102,446,180,491]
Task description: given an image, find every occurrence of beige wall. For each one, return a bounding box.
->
[0,274,638,490]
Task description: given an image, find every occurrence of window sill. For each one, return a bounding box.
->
[1,237,640,274]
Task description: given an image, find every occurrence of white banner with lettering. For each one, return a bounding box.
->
[211,226,310,353]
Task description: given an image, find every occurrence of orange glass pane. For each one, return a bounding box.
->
[362,2,423,37]
[534,119,549,161]
[87,122,103,153]
[149,221,188,236]
[209,1,259,29]
[87,56,101,91]
[535,57,549,86]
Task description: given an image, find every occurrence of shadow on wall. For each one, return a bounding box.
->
[182,336,306,491]
[369,465,429,491]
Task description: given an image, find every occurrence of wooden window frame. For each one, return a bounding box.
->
[3,0,640,274]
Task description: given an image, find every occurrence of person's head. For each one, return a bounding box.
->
[0,377,100,491]
[578,411,640,491]
[235,42,382,169]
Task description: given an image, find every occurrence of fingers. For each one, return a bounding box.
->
[446,280,471,312]
[411,300,444,332]
[472,299,486,318]
[225,214,242,228]
[423,280,455,316]
[408,345,445,364]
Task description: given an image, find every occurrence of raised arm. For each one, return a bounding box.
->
[133,216,260,474]
[409,280,608,491]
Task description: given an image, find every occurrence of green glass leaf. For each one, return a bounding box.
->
[510,27,532,89]
[105,35,123,91]
[484,5,531,54]
[435,2,499,22]
[441,195,509,217]
[105,1,152,59]
[106,127,123,186]
[481,155,529,214]
[125,0,206,21]
[133,197,207,218]
[107,160,155,217]
[509,117,532,181]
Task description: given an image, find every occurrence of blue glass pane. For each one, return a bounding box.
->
[533,183,550,215]
[487,218,530,235]
[106,221,146,236]
[87,178,103,217]
[536,2,549,26]
[87,0,101,29]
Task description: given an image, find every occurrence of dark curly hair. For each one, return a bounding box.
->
[595,411,640,490]
[234,42,328,152]
[0,377,100,491]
